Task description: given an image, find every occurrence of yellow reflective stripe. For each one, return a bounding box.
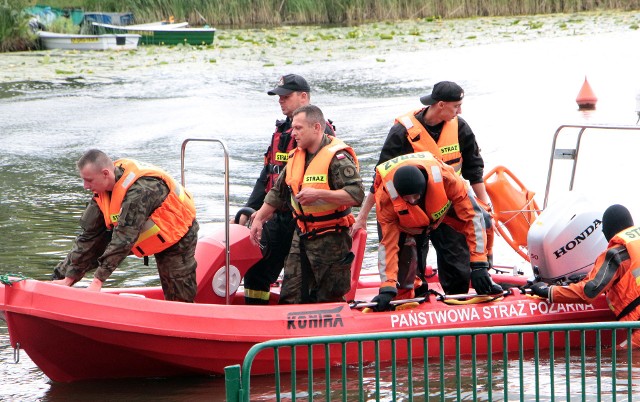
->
[439,143,460,155]
[377,152,435,177]
[618,226,640,243]
[137,222,161,243]
[174,183,185,202]
[121,171,136,189]
[244,288,271,301]
[431,200,451,221]
[470,189,486,253]
[303,174,327,183]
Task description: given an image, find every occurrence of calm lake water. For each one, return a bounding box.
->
[2,11,640,400]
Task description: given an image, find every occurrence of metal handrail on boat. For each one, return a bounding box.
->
[180,138,232,305]
[543,124,640,209]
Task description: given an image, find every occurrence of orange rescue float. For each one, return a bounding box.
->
[484,165,540,261]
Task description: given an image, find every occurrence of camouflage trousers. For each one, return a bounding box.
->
[279,230,353,304]
[155,220,199,303]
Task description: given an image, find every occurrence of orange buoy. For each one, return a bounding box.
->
[576,76,597,110]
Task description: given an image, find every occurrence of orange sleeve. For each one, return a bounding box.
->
[550,250,614,304]
[441,165,487,263]
[375,188,402,288]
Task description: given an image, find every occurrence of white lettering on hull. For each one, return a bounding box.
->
[390,301,596,328]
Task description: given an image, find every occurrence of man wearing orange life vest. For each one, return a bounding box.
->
[51,149,199,302]
[234,74,336,305]
[353,81,493,295]
[531,204,640,348]
[372,152,501,311]
[250,104,364,304]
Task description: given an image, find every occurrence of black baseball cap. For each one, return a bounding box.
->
[420,81,464,105]
[267,74,311,96]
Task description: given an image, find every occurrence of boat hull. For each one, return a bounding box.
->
[38,31,140,51]
[92,22,215,46]
[3,278,615,382]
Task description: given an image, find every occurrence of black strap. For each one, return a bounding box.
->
[617,295,640,320]
[266,163,282,174]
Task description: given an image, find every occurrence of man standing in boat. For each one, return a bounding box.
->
[531,204,640,348]
[371,152,501,311]
[352,81,495,296]
[250,104,364,304]
[234,74,336,305]
[51,149,199,303]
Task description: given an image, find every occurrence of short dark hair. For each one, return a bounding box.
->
[77,149,113,170]
[292,104,326,131]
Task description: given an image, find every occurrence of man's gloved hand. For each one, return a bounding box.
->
[470,262,503,295]
[371,287,397,312]
[530,282,551,298]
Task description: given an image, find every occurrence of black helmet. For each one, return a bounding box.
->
[602,204,634,242]
[393,165,426,196]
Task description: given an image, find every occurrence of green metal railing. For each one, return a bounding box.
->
[225,321,640,401]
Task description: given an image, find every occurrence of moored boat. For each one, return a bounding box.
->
[123,21,189,29]
[91,21,215,46]
[37,31,140,51]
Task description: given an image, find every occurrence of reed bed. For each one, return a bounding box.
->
[2,0,639,51]
[41,0,640,26]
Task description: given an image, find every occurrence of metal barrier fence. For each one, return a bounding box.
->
[225,321,640,401]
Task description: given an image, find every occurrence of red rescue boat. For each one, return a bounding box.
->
[0,222,614,382]
[3,124,638,383]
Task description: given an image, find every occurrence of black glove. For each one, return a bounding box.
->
[414,282,430,298]
[470,262,503,295]
[371,287,397,312]
[530,282,550,298]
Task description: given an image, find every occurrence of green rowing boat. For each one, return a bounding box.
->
[91,22,215,46]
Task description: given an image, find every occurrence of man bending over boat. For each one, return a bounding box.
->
[372,152,501,311]
[233,74,336,305]
[531,204,640,348]
[352,81,494,296]
[250,104,364,304]
[51,149,199,303]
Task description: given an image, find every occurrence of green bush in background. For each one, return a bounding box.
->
[0,0,38,52]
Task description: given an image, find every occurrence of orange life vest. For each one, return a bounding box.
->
[602,226,640,320]
[94,159,197,257]
[374,152,451,231]
[395,110,462,174]
[285,136,358,236]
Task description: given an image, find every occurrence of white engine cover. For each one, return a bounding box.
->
[527,192,608,283]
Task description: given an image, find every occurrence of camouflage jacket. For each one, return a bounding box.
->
[56,166,170,282]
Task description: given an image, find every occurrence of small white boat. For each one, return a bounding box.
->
[38,31,140,51]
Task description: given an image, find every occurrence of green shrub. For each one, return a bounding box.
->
[0,0,37,52]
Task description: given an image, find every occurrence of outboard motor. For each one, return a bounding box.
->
[194,224,263,304]
[527,192,608,284]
